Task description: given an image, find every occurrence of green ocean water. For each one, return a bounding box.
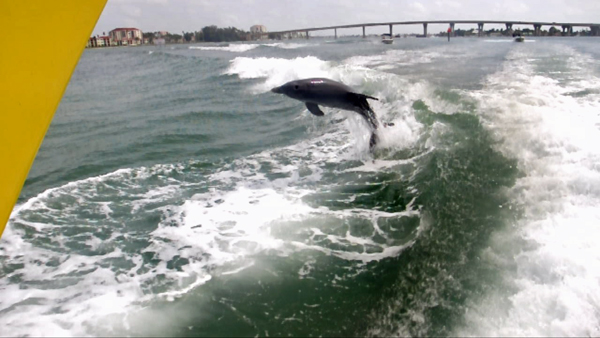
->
[2,37,600,337]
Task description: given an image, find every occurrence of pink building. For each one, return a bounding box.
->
[109,28,143,46]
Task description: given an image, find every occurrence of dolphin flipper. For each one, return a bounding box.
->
[306,102,325,116]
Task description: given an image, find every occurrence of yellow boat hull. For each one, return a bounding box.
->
[0,0,108,237]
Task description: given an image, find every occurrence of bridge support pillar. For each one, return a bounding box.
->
[505,23,513,36]
[288,33,291,40]
[423,23,427,37]
[334,28,337,39]
[450,22,455,36]
[478,23,484,37]
[591,26,600,36]
[362,26,366,38]
[306,31,309,39]
[389,24,393,37]
[562,25,573,36]
[533,24,541,36]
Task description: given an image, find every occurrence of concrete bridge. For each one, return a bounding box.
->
[264,20,600,39]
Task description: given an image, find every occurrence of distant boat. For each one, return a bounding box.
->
[381,33,394,44]
[513,32,524,42]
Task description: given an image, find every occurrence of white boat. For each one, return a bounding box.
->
[381,34,393,44]
[513,33,525,42]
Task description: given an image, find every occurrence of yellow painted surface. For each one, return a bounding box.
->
[0,1,107,238]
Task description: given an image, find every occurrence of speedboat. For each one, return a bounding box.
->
[513,32,525,42]
[381,34,393,44]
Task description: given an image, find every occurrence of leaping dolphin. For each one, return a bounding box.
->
[271,78,382,150]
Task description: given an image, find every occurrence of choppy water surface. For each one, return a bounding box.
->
[2,37,600,337]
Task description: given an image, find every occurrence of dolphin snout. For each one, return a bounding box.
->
[271,86,282,94]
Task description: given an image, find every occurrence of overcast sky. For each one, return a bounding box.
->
[92,0,600,36]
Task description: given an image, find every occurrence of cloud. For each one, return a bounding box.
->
[121,5,142,18]
[409,2,427,14]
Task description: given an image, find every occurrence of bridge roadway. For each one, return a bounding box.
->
[263,20,600,39]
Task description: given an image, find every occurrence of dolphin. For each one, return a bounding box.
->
[271,78,383,150]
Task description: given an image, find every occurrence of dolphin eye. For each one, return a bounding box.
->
[294,85,299,90]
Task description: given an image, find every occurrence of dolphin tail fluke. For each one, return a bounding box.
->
[347,93,381,151]
[347,93,379,128]
[369,132,379,151]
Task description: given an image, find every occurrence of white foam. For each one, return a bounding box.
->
[149,186,312,266]
[0,124,426,336]
[345,49,447,68]
[483,39,514,43]
[189,44,259,52]
[226,54,407,93]
[188,42,309,53]
[345,147,435,173]
[0,164,203,336]
[262,42,309,49]
[226,56,333,92]
[457,44,600,336]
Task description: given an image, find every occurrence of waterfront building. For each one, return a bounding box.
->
[109,28,143,46]
[87,35,112,48]
[250,25,267,40]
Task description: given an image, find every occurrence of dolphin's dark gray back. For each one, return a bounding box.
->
[298,78,378,113]
[271,77,382,150]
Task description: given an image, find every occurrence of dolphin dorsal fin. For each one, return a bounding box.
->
[359,93,379,101]
[306,102,325,116]
[350,92,378,101]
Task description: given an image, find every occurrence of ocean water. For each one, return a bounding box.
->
[1,36,600,337]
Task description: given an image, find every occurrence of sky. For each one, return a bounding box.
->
[92,0,600,36]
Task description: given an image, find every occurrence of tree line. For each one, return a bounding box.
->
[143,25,251,44]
